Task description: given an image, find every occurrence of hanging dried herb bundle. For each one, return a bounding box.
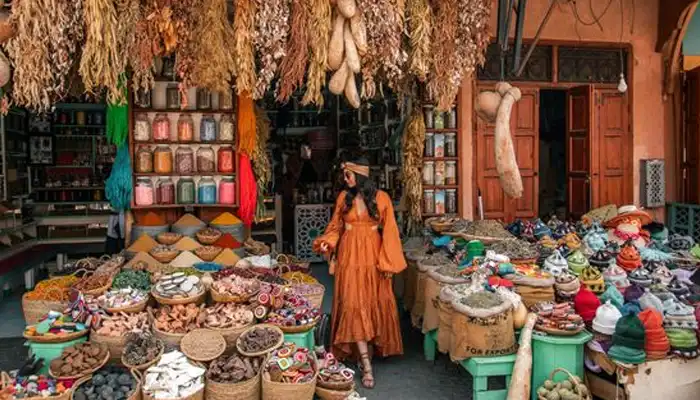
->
[253,0,291,100]
[131,2,156,94]
[276,0,309,103]
[80,0,123,104]
[301,0,330,107]
[192,0,235,93]
[253,106,272,220]
[356,0,406,99]
[233,0,257,95]
[401,104,425,234]
[454,0,490,86]
[5,0,82,111]
[173,0,203,99]
[406,0,431,82]
[149,1,177,56]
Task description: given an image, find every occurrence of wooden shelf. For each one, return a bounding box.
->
[33,186,104,191]
[134,140,235,145]
[422,213,459,217]
[426,128,458,133]
[423,157,459,161]
[133,173,236,177]
[133,107,235,114]
[423,185,459,189]
[53,124,105,129]
[130,203,238,209]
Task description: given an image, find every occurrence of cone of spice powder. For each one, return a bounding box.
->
[128,234,159,253]
[214,233,242,249]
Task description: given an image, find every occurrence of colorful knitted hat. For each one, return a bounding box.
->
[560,232,582,251]
[593,301,622,336]
[567,250,589,276]
[663,298,698,330]
[649,282,677,302]
[584,229,608,253]
[554,271,581,297]
[643,222,668,242]
[547,215,563,231]
[589,250,613,270]
[621,301,642,317]
[691,243,700,259]
[580,265,605,294]
[638,308,670,360]
[643,260,665,273]
[544,250,569,277]
[603,262,631,293]
[574,286,601,324]
[599,284,624,311]
[506,219,524,237]
[624,283,645,303]
[538,235,557,249]
[668,234,694,251]
[612,315,646,350]
[665,328,699,359]
[617,243,642,272]
[628,268,653,288]
[533,218,551,240]
[667,277,690,300]
[639,290,664,313]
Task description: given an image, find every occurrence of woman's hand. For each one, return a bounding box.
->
[382,272,393,279]
[320,242,329,253]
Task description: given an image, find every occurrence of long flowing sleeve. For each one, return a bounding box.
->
[313,191,346,254]
[377,191,407,274]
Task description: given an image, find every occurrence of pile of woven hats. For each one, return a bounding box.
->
[663,298,698,359]
[608,314,647,365]
[580,265,605,294]
[567,250,589,276]
[603,262,630,294]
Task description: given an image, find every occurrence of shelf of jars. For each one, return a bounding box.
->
[421,103,460,216]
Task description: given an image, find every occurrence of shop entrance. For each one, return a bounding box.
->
[538,89,566,219]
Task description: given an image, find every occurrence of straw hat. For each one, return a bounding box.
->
[604,205,652,228]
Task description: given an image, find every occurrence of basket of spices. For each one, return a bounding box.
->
[70,366,141,400]
[196,228,222,245]
[149,245,180,264]
[1,371,70,400]
[150,304,205,348]
[236,325,284,357]
[490,239,540,264]
[49,343,110,380]
[171,214,207,238]
[180,329,227,362]
[206,353,263,400]
[275,254,311,274]
[90,311,150,362]
[262,343,318,400]
[72,270,114,297]
[456,220,514,244]
[211,274,260,303]
[22,275,79,324]
[157,232,183,246]
[112,269,152,292]
[426,216,459,234]
[194,245,223,262]
[142,351,205,400]
[151,273,205,305]
[122,333,165,371]
[201,303,255,353]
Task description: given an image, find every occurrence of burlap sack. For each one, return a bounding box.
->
[449,295,517,361]
[423,269,469,334]
[403,251,423,312]
[437,295,454,354]
[411,256,442,328]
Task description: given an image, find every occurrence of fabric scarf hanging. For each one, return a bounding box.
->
[105,144,133,210]
[106,74,128,146]
[237,93,257,156]
[238,153,257,227]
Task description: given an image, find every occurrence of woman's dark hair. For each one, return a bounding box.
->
[343,157,379,220]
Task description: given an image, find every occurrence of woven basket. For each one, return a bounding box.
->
[181,329,227,362]
[537,368,592,400]
[196,230,222,245]
[316,379,354,391]
[205,371,261,400]
[150,249,180,264]
[142,384,204,400]
[22,291,70,325]
[236,324,284,357]
[122,342,164,371]
[194,246,223,262]
[277,322,317,334]
[102,297,149,314]
[262,354,318,400]
[23,329,87,344]
[315,386,355,400]
[49,344,110,380]
[206,320,255,354]
[151,288,206,306]
[90,332,128,363]
[210,286,257,304]
[300,285,325,309]
[71,368,142,400]
[275,254,311,274]
[152,328,187,349]
[1,372,71,400]
[157,232,183,246]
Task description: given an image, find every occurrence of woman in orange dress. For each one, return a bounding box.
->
[313,158,406,389]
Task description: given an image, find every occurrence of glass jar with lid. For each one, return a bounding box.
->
[219,88,234,110]
[177,178,196,204]
[134,114,151,142]
[424,132,435,157]
[445,132,457,157]
[166,86,179,110]
[217,146,234,173]
[423,189,435,214]
[153,146,173,174]
[422,161,434,185]
[152,113,171,142]
[445,161,457,185]
[200,115,217,142]
[134,178,154,206]
[135,146,153,173]
[177,114,194,142]
[198,177,217,204]
[218,114,235,142]
[446,189,457,214]
[175,147,194,174]
[197,146,216,172]
[197,89,212,110]
[219,177,235,204]
[157,178,175,204]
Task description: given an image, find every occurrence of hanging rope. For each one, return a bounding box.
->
[106,74,128,146]
[106,144,133,210]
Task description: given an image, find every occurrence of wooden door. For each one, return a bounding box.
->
[566,85,594,218]
[595,88,631,207]
[474,85,539,221]
[683,67,700,203]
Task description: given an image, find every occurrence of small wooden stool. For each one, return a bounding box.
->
[424,329,439,361]
[284,328,315,350]
[460,354,516,400]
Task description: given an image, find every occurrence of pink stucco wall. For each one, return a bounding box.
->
[460,0,670,221]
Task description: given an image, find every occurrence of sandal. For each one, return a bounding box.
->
[358,353,375,389]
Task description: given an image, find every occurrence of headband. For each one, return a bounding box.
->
[342,162,370,177]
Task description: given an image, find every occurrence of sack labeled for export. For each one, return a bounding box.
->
[412,254,448,328]
[423,266,468,334]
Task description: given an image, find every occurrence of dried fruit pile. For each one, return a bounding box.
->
[92,312,149,337]
[237,326,282,354]
[202,303,255,329]
[49,343,108,378]
[152,304,204,334]
[206,354,263,383]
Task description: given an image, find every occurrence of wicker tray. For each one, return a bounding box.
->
[194,246,223,262]
[315,385,354,400]
[197,229,223,245]
[210,285,258,304]
[261,353,318,400]
[49,344,110,380]
[22,290,71,325]
[276,321,318,334]
[206,370,261,400]
[206,320,255,354]
[157,232,183,246]
[153,327,187,349]
[316,379,354,391]
[150,249,180,264]
[535,324,585,337]
[236,324,284,357]
[122,341,164,371]
[151,287,206,306]
[23,328,88,343]
[73,269,114,297]
[181,329,227,362]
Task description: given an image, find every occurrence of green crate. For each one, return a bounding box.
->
[284,328,315,351]
[530,331,592,400]
[26,337,88,374]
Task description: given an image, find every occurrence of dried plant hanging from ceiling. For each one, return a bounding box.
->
[80,0,124,104]
[276,0,309,103]
[428,0,490,111]
[253,0,291,100]
[402,104,426,234]
[192,0,236,94]
[130,2,156,94]
[173,0,203,101]
[301,0,331,107]
[253,105,272,220]
[233,0,257,96]
[406,0,431,82]
[149,1,177,56]
[4,0,83,112]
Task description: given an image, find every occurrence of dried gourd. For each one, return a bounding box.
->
[328,13,345,71]
[337,0,357,18]
[329,61,349,95]
[343,22,360,73]
[349,14,367,56]
[344,72,360,108]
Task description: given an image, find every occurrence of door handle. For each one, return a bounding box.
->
[534,171,539,176]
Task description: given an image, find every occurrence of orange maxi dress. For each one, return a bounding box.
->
[313,190,407,359]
